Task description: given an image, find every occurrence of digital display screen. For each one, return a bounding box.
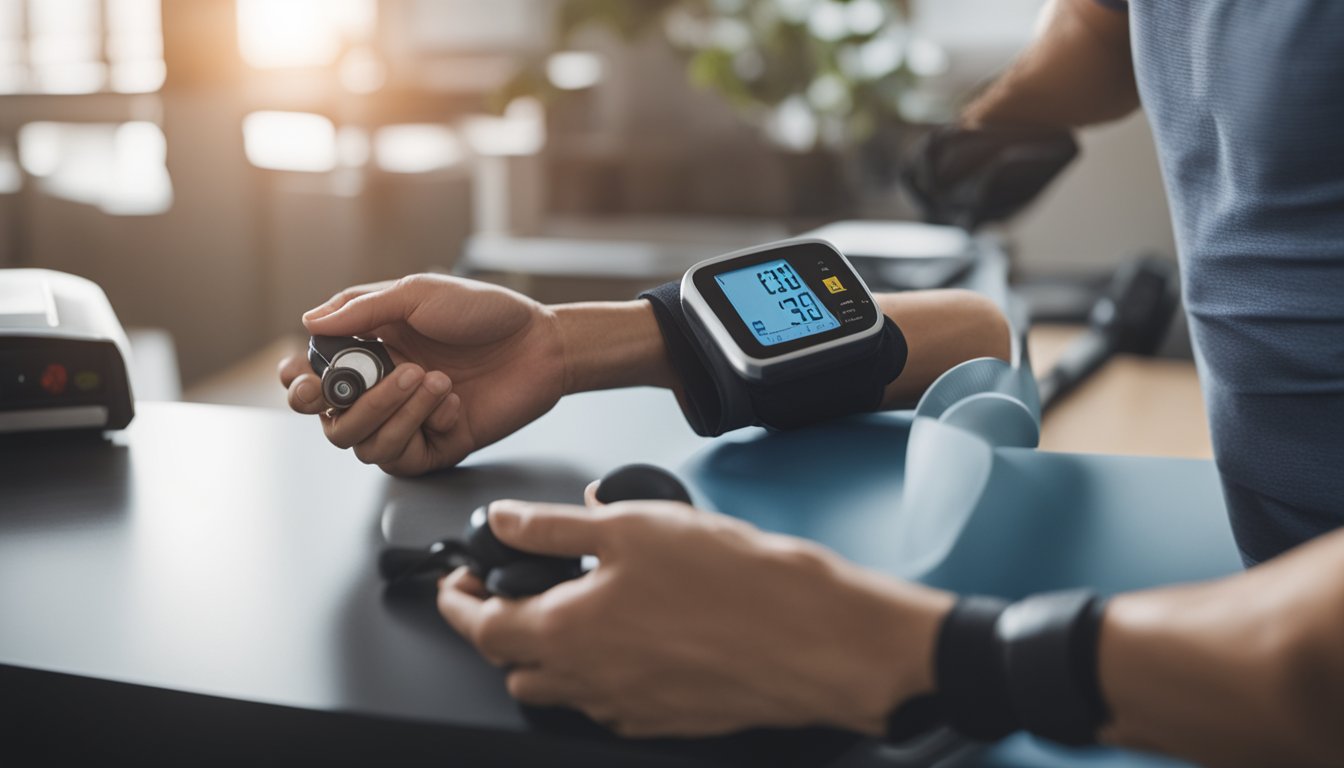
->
[714,258,840,346]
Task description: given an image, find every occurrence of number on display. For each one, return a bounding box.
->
[756,264,802,295]
[777,292,825,325]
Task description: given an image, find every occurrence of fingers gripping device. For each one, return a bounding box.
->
[379,464,692,598]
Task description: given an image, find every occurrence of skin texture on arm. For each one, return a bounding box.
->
[1100,528,1344,767]
[962,0,1138,129]
[877,289,1009,407]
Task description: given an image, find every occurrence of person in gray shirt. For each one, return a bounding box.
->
[967,0,1344,569]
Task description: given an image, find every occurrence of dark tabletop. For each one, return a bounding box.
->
[0,392,1238,767]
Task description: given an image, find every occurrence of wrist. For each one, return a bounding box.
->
[842,567,954,735]
[893,584,956,702]
[554,300,678,395]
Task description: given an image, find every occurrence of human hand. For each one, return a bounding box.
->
[436,488,952,738]
[277,275,565,476]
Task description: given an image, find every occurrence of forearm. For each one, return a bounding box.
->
[962,0,1138,129]
[555,301,679,394]
[877,289,1011,407]
[1099,529,1344,767]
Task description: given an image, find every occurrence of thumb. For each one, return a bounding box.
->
[583,480,602,508]
[489,500,609,558]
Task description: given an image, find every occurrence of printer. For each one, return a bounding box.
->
[0,269,135,433]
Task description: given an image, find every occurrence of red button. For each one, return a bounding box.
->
[41,363,68,395]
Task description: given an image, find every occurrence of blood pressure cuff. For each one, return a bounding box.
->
[640,281,907,436]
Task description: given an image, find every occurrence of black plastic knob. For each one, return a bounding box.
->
[380,464,692,598]
[460,506,583,598]
[463,465,690,597]
[594,463,692,505]
[322,367,366,408]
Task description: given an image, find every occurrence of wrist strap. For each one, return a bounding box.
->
[640,281,907,436]
[743,317,906,430]
[641,281,755,436]
[997,590,1111,745]
[934,596,1018,741]
[915,591,1111,746]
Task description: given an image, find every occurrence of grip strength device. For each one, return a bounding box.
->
[307,335,395,409]
[379,464,692,598]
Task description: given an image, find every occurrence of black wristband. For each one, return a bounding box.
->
[742,316,906,430]
[996,590,1111,745]
[639,281,907,436]
[933,595,1017,741]
[917,592,1112,746]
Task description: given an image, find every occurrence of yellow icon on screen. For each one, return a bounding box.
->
[823,276,846,294]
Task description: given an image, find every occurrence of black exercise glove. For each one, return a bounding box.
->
[901,125,1079,231]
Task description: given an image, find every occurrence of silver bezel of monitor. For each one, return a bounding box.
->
[680,238,884,382]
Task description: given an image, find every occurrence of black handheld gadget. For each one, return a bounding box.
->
[307,335,395,409]
[379,464,692,597]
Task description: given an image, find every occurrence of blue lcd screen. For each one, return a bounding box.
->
[714,258,840,346]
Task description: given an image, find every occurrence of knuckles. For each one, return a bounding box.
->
[532,600,584,648]
[351,440,386,465]
[596,501,724,548]
[276,354,305,383]
[471,600,514,658]
[504,672,536,702]
[378,459,425,478]
[595,505,663,539]
[529,607,564,645]
[766,535,834,575]
[327,427,358,451]
[393,273,446,297]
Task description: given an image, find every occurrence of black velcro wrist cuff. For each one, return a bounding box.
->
[898,592,1111,746]
[639,281,753,436]
[935,595,1018,741]
[746,317,905,430]
[997,590,1111,745]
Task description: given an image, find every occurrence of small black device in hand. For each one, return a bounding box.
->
[379,464,693,598]
[307,335,395,409]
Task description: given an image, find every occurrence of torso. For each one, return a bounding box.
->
[1128,0,1344,563]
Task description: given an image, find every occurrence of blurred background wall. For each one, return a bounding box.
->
[0,0,1174,388]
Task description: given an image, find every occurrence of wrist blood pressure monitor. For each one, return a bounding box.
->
[642,239,907,436]
[682,239,885,381]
